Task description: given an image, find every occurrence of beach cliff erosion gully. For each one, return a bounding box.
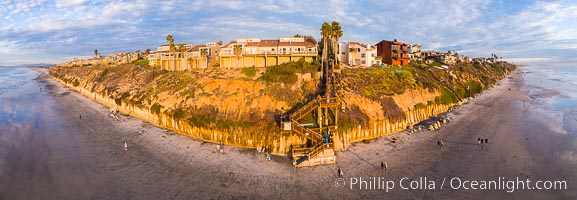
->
[48,61,516,159]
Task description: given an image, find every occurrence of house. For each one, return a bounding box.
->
[375,39,410,66]
[148,44,193,71]
[219,37,317,68]
[408,44,421,61]
[187,41,222,69]
[61,51,140,67]
[339,42,380,67]
[423,51,464,65]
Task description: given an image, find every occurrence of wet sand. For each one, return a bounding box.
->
[0,68,575,199]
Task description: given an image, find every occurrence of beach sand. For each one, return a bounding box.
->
[1,68,575,199]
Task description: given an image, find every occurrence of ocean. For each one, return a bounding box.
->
[0,67,67,180]
[0,67,57,127]
[523,65,577,136]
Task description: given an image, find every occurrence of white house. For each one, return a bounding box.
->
[339,42,380,67]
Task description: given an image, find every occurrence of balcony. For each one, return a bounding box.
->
[392,54,409,60]
[392,45,409,52]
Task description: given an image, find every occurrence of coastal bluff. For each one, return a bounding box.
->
[49,61,516,155]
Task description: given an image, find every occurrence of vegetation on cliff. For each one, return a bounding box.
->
[49,60,515,153]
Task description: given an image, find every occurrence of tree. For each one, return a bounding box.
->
[330,21,343,66]
[144,49,151,57]
[169,44,176,70]
[94,49,99,58]
[177,44,187,70]
[187,58,194,71]
[233,45,242,69]
[320,22,331,66]
[304,35,317,45]
[200,48,208,69]
[166,34,175,70]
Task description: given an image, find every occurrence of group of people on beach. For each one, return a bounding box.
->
[478,138,489,145]
[261,146,271,161]
[336,161,388,178]
[437,139,444,148]
[380,161,388,172]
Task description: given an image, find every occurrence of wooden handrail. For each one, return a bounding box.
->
[290,120,323,142]
[307,143,324,159]
[290,97,320,121]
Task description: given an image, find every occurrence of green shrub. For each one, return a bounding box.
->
[260,59,319,85]
[465,81,482,94]
[96,68,110,82]
[436,87,459,105]
[345,67,417,98]
[172,108,186,120]
[430,61,442,67]
[131,58,149,66]
[72,79,80,87]
[414,103,426,109]
[187,115,252,131]
[150,103,162,114]
[242,66,257,77]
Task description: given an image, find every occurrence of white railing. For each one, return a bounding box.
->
[220,51,318,56]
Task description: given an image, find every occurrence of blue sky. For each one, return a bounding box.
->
[1,0,576,66]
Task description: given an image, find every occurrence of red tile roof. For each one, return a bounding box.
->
[258,40,279,47]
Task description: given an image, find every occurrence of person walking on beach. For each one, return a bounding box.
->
[485,138,488,144]
[478,138,481,145]
[337,168,343,177]
[439,139,444,148]
[124,142,128,151]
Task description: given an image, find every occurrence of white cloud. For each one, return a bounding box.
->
[55,0,85,8]
[0,0,46,18]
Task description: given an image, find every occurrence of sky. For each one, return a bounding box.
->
[1,0,577,66]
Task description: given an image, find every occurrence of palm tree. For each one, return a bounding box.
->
[187,58,194,71]
[233,45,242,69]
[331,21,343,66]
[166,34,175,70]
[320,22,331,66]
[144,48,151,58]
[177,44,187,70]
[94,49,99,58]
[200,48,208,69]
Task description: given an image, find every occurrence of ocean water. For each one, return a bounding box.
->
[0,67,65,180]
[523,65,577,136]
[0,67,44,123]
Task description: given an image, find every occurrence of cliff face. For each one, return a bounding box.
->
[49,61,515,154]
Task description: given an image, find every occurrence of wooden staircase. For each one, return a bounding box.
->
[289,96,339,167]
[287,58,339,167]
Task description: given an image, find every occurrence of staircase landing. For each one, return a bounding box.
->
[294,148,336,167]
